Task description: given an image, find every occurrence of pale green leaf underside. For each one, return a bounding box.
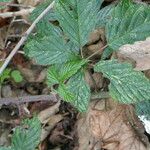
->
[106,0,150,50]
[94,59,150,104]
[67,71,91,112]
[55,0,103,48]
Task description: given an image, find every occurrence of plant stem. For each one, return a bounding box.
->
[86,45,108,60]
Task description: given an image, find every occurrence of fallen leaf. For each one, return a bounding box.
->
[38,101,61,123]
[17,64,47,83]
[88,99,150,150]
[41,114,63,141]
[118,37,150,71]
[75,116,102,150]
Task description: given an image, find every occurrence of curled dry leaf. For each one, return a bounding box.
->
[41,114,63,142]
[87,99,150,150]
[38,101,61,123]
[85,70,103,91]
[17,65,47,82]
[83,28,105,58]
[118,37,150,71]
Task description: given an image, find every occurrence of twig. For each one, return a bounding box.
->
[0,2,34,8]
[0,94,59,105]
[0,1,55,75]
[0,8,34,18]
[86,45,108,60]
[0,92,109,106]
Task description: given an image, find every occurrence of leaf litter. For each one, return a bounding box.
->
[0,0,150,150]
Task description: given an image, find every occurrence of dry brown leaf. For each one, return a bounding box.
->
[88,99,149,150]
[17,65,47,83]
[38,101,61,123]
[17,0,42,6]
[118,37,150,71]
[76,117,93,150]
[41,114,63,141]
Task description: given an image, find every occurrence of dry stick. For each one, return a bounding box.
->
[0,1,55,75]
[0,8,34,18]
[0,94,59,105]
[0,2,34,8]
[0,92,109,106]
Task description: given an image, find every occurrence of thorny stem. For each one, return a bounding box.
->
[86,45,108,60]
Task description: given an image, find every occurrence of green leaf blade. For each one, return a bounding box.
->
[12,117,41,150]
[94,59,150,104]
[47,58,87,86]
[25,35,74,65]
[56,0,103,48]
[60,59,87,81]
[106,1,150,51]
[96,4,114,28]
[67,71,91,112]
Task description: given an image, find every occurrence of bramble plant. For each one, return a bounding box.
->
[1,0,150,149]
[0,117,41,150]
[25,0,150,115]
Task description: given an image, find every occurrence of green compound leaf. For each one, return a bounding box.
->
[25,35,75,65]
[96,4,115,28]
[47,58,87,86]
[57,84,75,102]
[106,0,150,50]
[47,65,60,87]
[94,59,150,104]
[12,117,41,150]
[0,117,41,150]
[59,59,87,81]
[67,71,91,112]
[30,0,56,21]
[55,0,103,48]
